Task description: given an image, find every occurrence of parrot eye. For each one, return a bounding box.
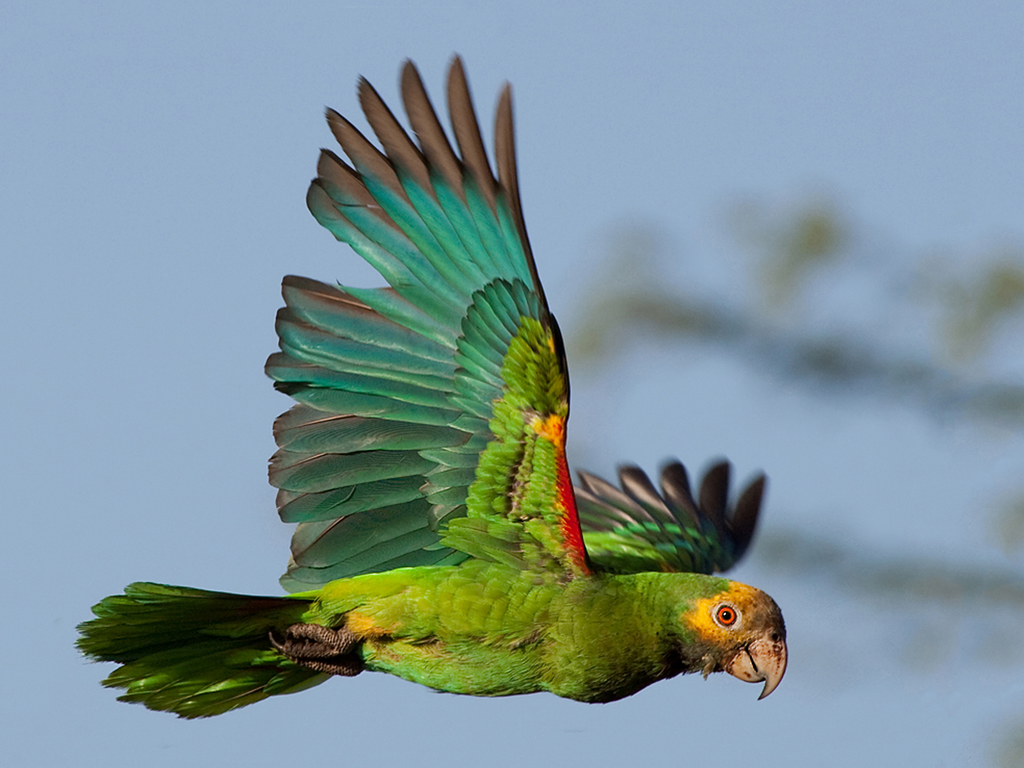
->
[714,604,739,628]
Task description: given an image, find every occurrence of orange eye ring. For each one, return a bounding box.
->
[715,604,738,627]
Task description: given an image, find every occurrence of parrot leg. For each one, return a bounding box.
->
[270,623,364,677]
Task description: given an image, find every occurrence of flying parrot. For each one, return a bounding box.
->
[77,58,787,718]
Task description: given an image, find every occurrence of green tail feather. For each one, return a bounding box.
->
[77,583,325,718]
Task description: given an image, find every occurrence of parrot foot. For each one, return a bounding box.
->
[270,623,364,677]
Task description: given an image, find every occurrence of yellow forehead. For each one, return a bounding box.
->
[684,581,762,642]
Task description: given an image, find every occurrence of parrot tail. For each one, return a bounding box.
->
[76,582,331,718]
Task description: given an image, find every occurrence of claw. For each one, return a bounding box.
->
[270,623,363,677]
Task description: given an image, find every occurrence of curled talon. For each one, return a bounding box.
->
[269,623,363,677]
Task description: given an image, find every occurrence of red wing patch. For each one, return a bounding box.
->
[534,414,590,575]
[556,445,589,574]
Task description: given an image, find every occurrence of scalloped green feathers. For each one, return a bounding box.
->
[77,58,785,719]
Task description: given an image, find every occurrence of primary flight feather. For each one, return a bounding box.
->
[77,57,786,718]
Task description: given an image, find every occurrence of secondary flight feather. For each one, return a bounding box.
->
[78,57,786,718]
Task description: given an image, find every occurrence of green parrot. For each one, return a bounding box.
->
[77,57,787,718]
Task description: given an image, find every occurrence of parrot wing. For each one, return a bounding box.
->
[268,58,589,591]
[577,461,766,575]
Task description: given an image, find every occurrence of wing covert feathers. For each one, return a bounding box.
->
[269,58,588,589]
[577,461,766,575]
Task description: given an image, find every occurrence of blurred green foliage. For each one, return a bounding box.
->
[728,199,846,307]
[996,724,1024,768]
[996,492,1024,554]
[572,217,1024,429]
[935,257,1024,362]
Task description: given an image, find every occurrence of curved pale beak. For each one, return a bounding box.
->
[726,632,788,699]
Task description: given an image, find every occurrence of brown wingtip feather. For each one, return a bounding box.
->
[400,60,464,196]
[658,461,700,525]
[494,83,518,211]
[324,107,407,204]
[358,75,432,194]
[697,461,730,529]
[445,56,497,211]
[493,79,543,307]
[729,474,766,561]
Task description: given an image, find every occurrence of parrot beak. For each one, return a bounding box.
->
[725,631,787,699]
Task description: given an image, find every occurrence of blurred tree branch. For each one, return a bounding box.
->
[573,204,1024,427]
[574,286,1024,426]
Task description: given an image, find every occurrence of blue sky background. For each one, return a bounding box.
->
[3,2,1023,765]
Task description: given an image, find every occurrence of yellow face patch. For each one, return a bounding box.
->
[683,581,763,644]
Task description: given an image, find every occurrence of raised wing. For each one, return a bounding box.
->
[577,461,766,575]
[267,58,588,591]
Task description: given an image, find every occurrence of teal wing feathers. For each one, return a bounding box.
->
[268,59,586,590]
[577,461,766,575]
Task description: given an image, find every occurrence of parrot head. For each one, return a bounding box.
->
[683,581,787,699]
